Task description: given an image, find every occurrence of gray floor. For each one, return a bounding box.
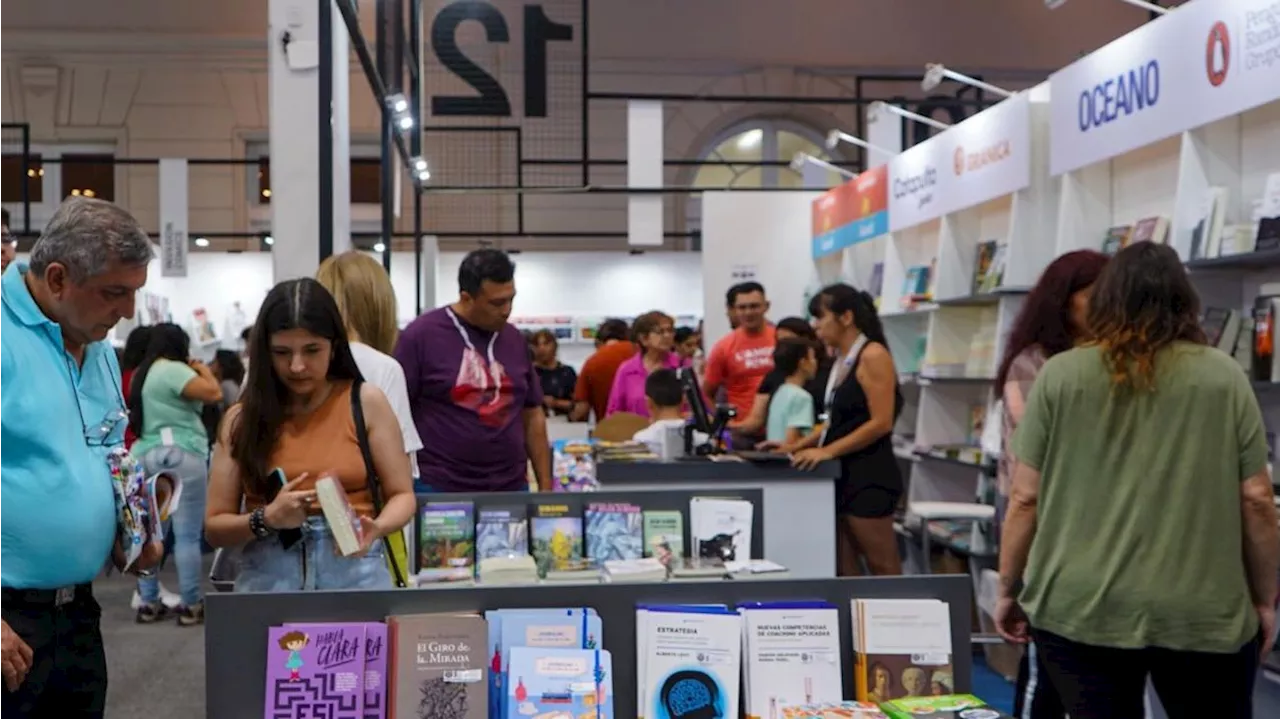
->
[98,559,209,718]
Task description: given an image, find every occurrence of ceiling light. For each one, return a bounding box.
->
[825,131,897,159]
[871,101,951,131]
[373,242,386,253]
[263,235,274,246]
[736,129,763,150]
[417,169,430,182]
[790,152,858,179]
[922,63,1015,98]
[194,237,210,248]
[262,189,272,198]
[397,115,414,131]
[385,93,409,113]
[413,157,428,172]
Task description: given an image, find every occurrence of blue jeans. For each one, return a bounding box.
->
[233,516,391,592]
[137,446,207,607]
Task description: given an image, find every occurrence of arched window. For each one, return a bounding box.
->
[685,119,848,245]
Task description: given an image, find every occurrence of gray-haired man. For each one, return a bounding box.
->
[1,197,164,717]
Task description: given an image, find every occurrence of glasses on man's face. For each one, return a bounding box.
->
[64,357,128,447]
[735,302,765,312]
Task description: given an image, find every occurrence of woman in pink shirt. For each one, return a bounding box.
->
[606,311,686,417]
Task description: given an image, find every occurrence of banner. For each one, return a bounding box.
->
[889,93,1032,232]
[158,158,188,278]
[810,165,889,259]
[1049,0,1280,175]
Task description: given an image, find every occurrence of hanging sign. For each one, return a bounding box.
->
[810,165,889,259]
[1049,0,1280,175]
[158,158,188,278]
[889,93,1032,231]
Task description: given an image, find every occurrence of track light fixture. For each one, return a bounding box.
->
[922,64,1016,98]
[385,93,409,114]
[411,157,430,182]
[1044,0,1171,14]
[824,130,896,160]
[870,101,950,131]
[789,152,858,180]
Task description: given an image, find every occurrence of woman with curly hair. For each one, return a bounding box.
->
[995,242,1277,718]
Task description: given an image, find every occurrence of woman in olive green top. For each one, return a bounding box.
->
[995,243,1278,719]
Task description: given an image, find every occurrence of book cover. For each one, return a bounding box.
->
[851,599,952,704]
[265,624,367,719]
[585,502,643,563]
[689,497,753,563]
[643,608,742,719]
[740,604,843,719]
[643,510,685,565]
[880,694,1011,719]
[476,504,529,562]
[494,610,603,717]
[418,502,475,575]
[970,241,997,295]
[316,474,365,556]
[284,622,388,719]
[530,503,584,577]
[975,244,1006,294]
[1101,225,1131,255]
[505,647,613,719]
[387,613,486,719]
[782,702,886,718]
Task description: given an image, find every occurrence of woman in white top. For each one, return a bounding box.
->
[316,251,424,476]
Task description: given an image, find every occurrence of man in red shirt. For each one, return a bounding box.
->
[704,282,776,418]
[571,319,636,422]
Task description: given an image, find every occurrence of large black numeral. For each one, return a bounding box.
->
[430,1,512,117]
[523,5,574,117]
[429,1,574,118]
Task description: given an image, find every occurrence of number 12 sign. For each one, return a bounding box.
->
[430,1,575,118]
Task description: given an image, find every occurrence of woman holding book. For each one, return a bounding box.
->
[789,284,903,576]
[996,243,1277,717]
[991,249,1106,719]
[204,278,416,592]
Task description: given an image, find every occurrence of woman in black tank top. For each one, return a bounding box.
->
[791,284,903,576]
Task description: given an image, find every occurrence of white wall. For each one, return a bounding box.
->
[700,190,822,349]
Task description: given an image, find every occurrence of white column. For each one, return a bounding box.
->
[267,0,351,283]
[865,105,903,167]
[627,100,664,247]
[158,159,189,278]
[418,234,439,312]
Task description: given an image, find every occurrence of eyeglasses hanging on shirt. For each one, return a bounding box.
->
[63,352,128,447]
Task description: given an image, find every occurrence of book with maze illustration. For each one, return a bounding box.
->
[265,624,367,719]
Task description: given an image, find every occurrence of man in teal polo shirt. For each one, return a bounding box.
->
[1,197,163,718]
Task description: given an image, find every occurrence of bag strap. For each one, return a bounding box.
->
[350,378,408,588]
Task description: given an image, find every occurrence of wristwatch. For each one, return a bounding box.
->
[249,506,275,539]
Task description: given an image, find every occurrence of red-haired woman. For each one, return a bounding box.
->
[992,249,1107,719]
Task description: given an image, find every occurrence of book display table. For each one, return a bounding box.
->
[596,459,840,578]
[206,574,972,719]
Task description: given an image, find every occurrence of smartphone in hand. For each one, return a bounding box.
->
[268,467,303,550]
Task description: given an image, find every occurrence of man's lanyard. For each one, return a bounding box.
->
[445,306,500,388]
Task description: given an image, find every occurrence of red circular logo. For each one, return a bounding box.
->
[953,146,965,176]
[1206,21,1230,87]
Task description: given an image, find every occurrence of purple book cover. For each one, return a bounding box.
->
[285,622,389,719]
[265,624,366,719]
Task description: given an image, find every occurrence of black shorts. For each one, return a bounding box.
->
[840,485,901,518]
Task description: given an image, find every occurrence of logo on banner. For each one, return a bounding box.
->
[1077,59,1160,132]
[953,146,966,176]
[1206,21,1230,87]
[959,140,1013,174]
[892,166,938,211]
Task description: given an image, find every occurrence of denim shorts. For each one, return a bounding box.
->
[233,516,392,593]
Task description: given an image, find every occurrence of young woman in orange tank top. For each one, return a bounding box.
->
[204,278,416,592]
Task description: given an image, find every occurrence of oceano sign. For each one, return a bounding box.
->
[1077,59,1161,132]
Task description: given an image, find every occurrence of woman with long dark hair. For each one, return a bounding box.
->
[790,284,903,576]
[996,243,1277,717]
[204,278,417,592]
[127,323,223,624]
[990,249,1107,718]
[121,325,152,450]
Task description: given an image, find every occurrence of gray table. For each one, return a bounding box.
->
[598,459,840,579]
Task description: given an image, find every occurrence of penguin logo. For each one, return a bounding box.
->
[1206,21,1230,88]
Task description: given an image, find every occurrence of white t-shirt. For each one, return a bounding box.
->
[633,418,709,456]
[350,341,424,459]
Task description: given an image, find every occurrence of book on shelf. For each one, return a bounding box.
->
[489,609,602,717]
[868,262,885,308]
[1101,225,1131,255]
[476,554,539,585]
[264,624,367,719]
[1190,186,1229,260]
[642,509,685,566]
[505,647,613,719]
[669,556,729,580]
[1129,215,1170,246]
[1253,289,1280,383]
[900,264,933,309]
[530,503,584,577]
[475,504,529,565]
[850,599,953,705]
[602,557,668,582]
[1201,307,1242,353]
[640,606,742,719]
[1256,216,1280,253]
[781,701,887,718]
[315,474,364,557]
[387,612,487,719]
[970,241,998,295]
[690,497,754,563]
[879,694,1013,718]
[975,243,1006,294]
[280,622,388,719]
[739,601,843,719]
[585,502,644,563]
[417,501,475,581]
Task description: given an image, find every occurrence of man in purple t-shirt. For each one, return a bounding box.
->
[394,249,551,492]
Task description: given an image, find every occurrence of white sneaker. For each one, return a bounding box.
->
[131,583,183,610]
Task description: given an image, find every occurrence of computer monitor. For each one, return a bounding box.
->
[678,367,713,434]
[678,367,735,455]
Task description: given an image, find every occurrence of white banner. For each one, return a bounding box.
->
[889,93,1032,232]
[1049,0,1280,176]
[158,158,188,278]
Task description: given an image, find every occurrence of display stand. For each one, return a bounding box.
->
[595,459,840,578]
[205,574,973,719]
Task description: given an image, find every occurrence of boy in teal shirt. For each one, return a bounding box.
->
[766,338,818,449]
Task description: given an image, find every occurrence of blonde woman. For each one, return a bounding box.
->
[316,251,424,484]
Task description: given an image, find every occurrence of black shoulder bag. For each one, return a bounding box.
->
[350,379,408,588]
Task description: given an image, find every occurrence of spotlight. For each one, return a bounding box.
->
[790,152,858,180]
[413,157,428,172]
[385,93,409,113]
[871,101,950,131]
[825,132,896,160]
[194,237,210,248]
[398,115,414,131]
[417,169,431,182]
[1045,0,1171,14]
[263,235,274,246]
[922,63,1015,98]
